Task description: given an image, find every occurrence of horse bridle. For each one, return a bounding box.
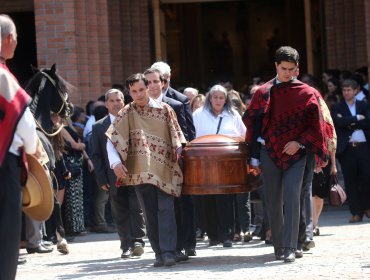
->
[38,71,70,116]
[30,70,71,137]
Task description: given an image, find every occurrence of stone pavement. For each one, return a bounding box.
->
[16,207,370,280]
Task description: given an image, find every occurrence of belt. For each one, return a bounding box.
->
[349,142,366,147]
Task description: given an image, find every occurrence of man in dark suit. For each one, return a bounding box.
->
[331,79,370,223]
[151,62,197,258]
[151,61,195,141]
[91,88,146,258]
[144,68,196,260]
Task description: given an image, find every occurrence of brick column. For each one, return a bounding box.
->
[34,0,112,107]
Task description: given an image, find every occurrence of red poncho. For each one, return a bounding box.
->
[244,79,329,170]
[0,63,31,166]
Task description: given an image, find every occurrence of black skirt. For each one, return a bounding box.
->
[312,169,330,199]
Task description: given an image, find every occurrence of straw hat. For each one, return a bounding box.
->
[22,154,54,221]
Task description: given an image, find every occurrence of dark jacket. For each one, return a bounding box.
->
[91,115,117,191]
[331,99,370,155]
[165,87,195,141]
[162,95,188,140]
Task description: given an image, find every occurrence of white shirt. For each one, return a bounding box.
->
[83,115,95,140]
[346,101,367,143]
[192,106,246,138]
[154,93,164,103]
[106,98,162,169]
[9,107,37,156]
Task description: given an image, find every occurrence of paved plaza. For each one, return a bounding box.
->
[16,207,370,280]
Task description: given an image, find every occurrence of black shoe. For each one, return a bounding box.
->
[26,244,53,254]
[131,243,144,257]
[175,251,189,262]
[284,248,295,263]
[154,257,164,267]
[252,227,261,237]
[313,227,320,236]
[209,239,220,247]
[295,250,303,258]
[265,239,273,245]
[163,255,176,267]
[223,240,233,247]
[185,248,196,257]
[121,250,131,259]
[302,238,315,251]
[243,232,253,242]
[274,247,284,260]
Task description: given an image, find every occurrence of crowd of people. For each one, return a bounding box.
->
[2,12,370,279]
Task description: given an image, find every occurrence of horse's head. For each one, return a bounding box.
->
[25,64,74,136]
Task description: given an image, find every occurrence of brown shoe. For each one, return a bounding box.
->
[349,215,363,223]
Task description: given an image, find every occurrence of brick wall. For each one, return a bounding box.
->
[324,0,368,71]
[33,0,151,108]
[108,0,152,88]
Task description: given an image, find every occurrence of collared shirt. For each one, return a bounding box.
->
[356,91,366,101]
[193,107,246,138]
[154,93,164,103]
[83,115,95,139]
[107,98,162,168]
[346,101,367,143]
[9,107,37,156]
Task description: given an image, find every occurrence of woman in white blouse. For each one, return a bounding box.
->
[192,85,247,248]
[193,85,246,140]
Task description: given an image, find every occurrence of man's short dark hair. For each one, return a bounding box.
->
[93,105,108,121]
[125,73,148,89]
[143,68,164,82]
[275,46,300,65]
[342,79,358,89]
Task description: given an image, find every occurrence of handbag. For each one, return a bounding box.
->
[329,175,347,207]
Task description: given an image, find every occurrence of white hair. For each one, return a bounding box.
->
[105,88,124,101]
[0,14,16,38]
[151,61,171,76]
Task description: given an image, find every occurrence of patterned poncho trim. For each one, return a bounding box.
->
[244,79,330,170]
[106,101,186,197]
[0,64,31,166]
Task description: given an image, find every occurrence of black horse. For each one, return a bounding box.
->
[23,64,73,254]
[25,64,73,136]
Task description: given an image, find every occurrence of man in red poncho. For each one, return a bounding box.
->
[243,46,329,263]
[0,14,39,279]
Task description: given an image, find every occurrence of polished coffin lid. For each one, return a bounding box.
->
[181,134,253,194]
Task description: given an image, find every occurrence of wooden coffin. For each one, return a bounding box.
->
[181,134,253,195]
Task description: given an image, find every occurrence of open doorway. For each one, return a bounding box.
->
[7,12,37,87]
[157,0,307,92]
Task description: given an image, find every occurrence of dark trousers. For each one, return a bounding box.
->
[110,186,145,252]
[339,144,370,216]
[135,184,177,259]
[175,195,196,251]
[203,194,234,242]
[260,147,306,249]
[45,196,66,240]
[0,153,22,280]
[235,192,251,233]
[297,153,315,249]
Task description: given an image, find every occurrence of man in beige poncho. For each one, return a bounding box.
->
[106,73,186,267]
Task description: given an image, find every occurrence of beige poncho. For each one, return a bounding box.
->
[106,101,186,197]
